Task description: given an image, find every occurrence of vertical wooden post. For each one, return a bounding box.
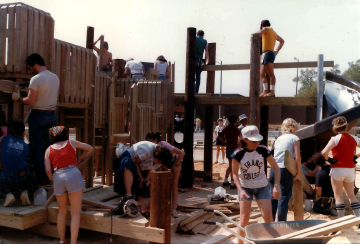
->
[182,27,196,189]
[150,171,172,244]
[293,180,304,220]
[317,54,324,121]
[113,59,124,78]
[99,35,104,71]
[86,26,95,188]
[260,106,269,176]
[249,33,261,128]
[204,43,216,182]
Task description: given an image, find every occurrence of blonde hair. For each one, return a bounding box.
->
[281,118,299,134]
[332,116,348,134]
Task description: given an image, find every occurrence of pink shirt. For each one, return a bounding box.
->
[159,141,176,157]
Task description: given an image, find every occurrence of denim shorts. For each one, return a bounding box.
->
[226,148,235,159]
[53,166,85,195]
[261,51,276,65]
[238,186,271,201]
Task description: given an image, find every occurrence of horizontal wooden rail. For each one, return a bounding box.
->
[202,61,334,71]
[174,95,317,107]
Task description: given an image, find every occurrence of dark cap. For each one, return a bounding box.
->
[261,20,271,27]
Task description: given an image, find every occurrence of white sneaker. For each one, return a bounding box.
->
[20,190,31,206]
[4,193,16,207]
[215,160,218,164]
[222,160,226,164]
[172,210,179,218]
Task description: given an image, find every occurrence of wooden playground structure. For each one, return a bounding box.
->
[0,2,348,244]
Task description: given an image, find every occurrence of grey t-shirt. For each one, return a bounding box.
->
[28,70,59,110]
[274,133,300,168]
[127,141,157,171]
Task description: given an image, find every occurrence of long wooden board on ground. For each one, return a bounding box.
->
[199,216,225,235]
[276,215,357,239]
[284,150,313,194]
[81,186,120,209]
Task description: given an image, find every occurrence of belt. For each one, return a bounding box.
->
[31,109,55,114]
[54,165,76,171]
[132,73,144,76]
[159,74,166,76]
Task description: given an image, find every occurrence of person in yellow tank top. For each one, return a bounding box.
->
[257,20,285,97]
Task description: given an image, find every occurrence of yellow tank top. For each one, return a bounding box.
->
[262,27,277,52]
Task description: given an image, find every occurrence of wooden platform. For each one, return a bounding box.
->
[0,200,47,230]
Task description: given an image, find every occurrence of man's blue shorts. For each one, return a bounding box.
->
[262,51,276,65]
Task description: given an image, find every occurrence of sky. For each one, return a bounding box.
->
[11,0,360,96]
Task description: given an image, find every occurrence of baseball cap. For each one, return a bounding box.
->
[217,118,223,122]
[241,125,263,141]
[239,114,247,121]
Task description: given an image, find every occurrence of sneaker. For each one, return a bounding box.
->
[230,184,237,189]
[4,193,16,207]
[264,90,275,97]
[259,90,269,97]
[172,210,179,218]
[20,190,31,206]
[215,160,218,164]
[223,182,230,187]
[222,160,226,164]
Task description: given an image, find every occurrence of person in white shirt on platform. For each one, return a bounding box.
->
[12,53,59,185]
[124,58,145,79]
[232,125,281,243]
[154,55,169,81]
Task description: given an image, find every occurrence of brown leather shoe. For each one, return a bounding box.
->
[264,90,275,97]
[259,91,269,97]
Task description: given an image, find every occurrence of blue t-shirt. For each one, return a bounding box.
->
[196,36,207,59]
[1,136,29,173]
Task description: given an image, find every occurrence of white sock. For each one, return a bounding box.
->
[231,181,235,186]
[336,203,345,217]
[350,201,360,217]
[270,84,275,90]
[263,83,268,90]
[224,177,229,183]
[126,194,132,197]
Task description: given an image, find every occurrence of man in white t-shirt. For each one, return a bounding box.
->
[12,53,59,185]
[124,58,145,79]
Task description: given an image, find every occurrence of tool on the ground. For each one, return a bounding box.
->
[114,198,139,218]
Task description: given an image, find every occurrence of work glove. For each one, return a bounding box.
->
[12,92,20,101]
[327,157,338,165]
[353,155,358,165]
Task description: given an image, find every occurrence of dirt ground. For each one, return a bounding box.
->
[0,147,359,243]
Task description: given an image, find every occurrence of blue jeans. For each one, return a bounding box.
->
[269,167,293,221]
[0,170,34,195]
[195,58,202,93]
[28,110,57,184]
[158,75,166,81]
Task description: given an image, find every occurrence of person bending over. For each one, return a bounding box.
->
[44,126,93,244]
[146,132,185,218]
[0,121,33,207]
[256,20,285,97]
[311,152,334,198]
[232,125,281,243]
[321,116,360,218]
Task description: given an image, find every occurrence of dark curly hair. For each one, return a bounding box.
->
[7,120,25,138]
[197,30,205,36]
[228,115,238,125]
[146,132,162,142]
[154,146,173,169]
[311,152,326,167]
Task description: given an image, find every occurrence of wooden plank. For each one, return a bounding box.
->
[33,9,39,54]
[191,214,216,234]
[44,14,54,71]
[38,11,45,58]
[75,47,81,103]
[184,212,214,232]
[276,215,356,239]
[81,49,86,103]
[70,46,77,103]
[64,44,71,102]
[48,206,165,243]
[6,5,15,72]
[249,33,261,127]
[26,222,60,238]
[284,150,313,194]
[85,50,91,103]
[0,6,7,72]
[199,216,224,235]
[293,180,304,221]
[27,7,33,59]
[115,214,149,227]
[13,5,24,73]
[295,217,360,238]
[202,228,235,244]
[179,210,207,226]
[202,61,335,71]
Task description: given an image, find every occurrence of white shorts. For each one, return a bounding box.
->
[330,168,355,183]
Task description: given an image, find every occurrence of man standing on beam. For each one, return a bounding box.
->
[257,20,285,97]
[12,53,60,185]
[195,30,209,93]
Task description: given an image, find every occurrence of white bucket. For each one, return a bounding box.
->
[34,188,47,206]
[305,199,313,211]
[214,186,226,198]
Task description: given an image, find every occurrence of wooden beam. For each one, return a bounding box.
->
[86,26,94,50]
[204,43,216,182]
[113,59,125,78]
[150,171,172,244]
[182,27,196,189]
[293,180,304,221]
[249,33,261,127]
[202,61,335,71]
[174,96,317,107]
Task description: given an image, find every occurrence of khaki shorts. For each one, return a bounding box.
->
[330,168,355,183]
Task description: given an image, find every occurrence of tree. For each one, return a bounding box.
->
[293,65,341,97]
[342,60,360,82]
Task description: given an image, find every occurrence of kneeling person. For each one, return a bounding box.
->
[0,121,33,207]
[114,141,172,202]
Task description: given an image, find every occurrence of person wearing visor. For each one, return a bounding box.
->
[321,116,360,219]
[238,114,248,138]
[256,20,285,97]
[232,125,281,243]
[12,53,60,185]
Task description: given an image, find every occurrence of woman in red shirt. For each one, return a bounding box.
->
[44,126,93,244]
[321,116,360,218]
